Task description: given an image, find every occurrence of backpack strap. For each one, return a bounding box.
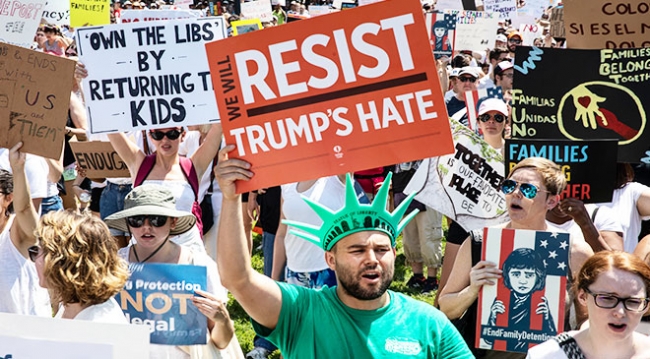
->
[591,206,601,223]
[179,157,199,201]
[134,155,156,187]
[554,332,586,359]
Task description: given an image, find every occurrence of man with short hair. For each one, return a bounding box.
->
[507,31,523,57]
[446,66,479,126]
[494,60,514,92]
[214,149,473,359]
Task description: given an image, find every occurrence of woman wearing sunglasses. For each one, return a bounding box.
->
[30,211,129,322]
[105,184,240,357]
[108,124,222,253]
[438,157,593,358]
[0,142,51,316]
[527,251,650,358]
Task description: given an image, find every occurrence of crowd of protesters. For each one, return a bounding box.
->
[8,0,650,358]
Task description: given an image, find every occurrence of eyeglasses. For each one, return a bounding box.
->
[28,245,41,262]
[459,76,477,83]
[584,288,650,312]
[478,113,506,123]
[127,215,169,228]
[501,179,549,199]
[149,129,182,141]
[500,73,514,78]
[508,39,522,44]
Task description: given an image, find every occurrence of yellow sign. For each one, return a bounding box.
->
[70,0,110,27]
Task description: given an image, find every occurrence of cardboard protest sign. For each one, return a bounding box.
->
[0,312,150,358]
[116,263,208,345]
[120,9,202,23]
[550,6,564,38]
[405,118,508,231]
[511,46,650,163]
[241,0,272,22]
[71,141,130,177]
[77,17,227,134]
[0,42,75,159]
[505,139,617,203]
[477,228,569,352]
[563,0,650,49]
[446,10,499,52]
[483,0,517,19]
[231,18,262,36]
[426,12,456,59]
[0,0,47,48]
[464,86,503,132]
[70,0,110,27]
[205,0,454,192]
[42,0,70,26]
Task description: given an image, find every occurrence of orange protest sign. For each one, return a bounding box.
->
[205,0,454,192]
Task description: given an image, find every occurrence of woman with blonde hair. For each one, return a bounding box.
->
[30,211,129,322]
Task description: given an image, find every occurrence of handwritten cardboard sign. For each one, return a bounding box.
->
[512,46,650,163]
[119,9,203,23]
[41,0,70,26]
[477,228,569,353]
[405,118,508,231]
[70,141,130,177]
[0,42,75,159]
[0,0,47,48]
[205,0,454,192]
[116,263,207,345]
[446,10,499,52]
[550,6,565,38]
[241,0,272,22]
[77,17,227,134]
[505,139,618,203]
[70,0,110,27]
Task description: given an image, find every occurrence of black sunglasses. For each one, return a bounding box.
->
[459,76,476,83]
[127,215,169,228]
[28,245,41,262]
[509,38,522,44]
[150,129,182,141]
[479,113,506,123]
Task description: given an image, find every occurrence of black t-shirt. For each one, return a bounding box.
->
[257,186,281,235]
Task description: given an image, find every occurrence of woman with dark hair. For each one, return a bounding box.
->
[42,24,66,56]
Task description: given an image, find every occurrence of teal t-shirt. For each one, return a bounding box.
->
[252,282,474,359]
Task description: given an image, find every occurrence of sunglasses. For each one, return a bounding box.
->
[28,245,41,262]
[150,129,182,141]
[479,113,506,123]
[509,39,522,44]
[501,179,548,199]
[459,76,477,83]
[127,215,169,228]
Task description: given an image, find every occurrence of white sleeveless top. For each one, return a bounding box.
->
[0,216,51,316]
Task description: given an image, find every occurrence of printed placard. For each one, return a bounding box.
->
[483,0,517,19]
[563,0,650,49]
[42,0,70,26]
[447,10,499,52]
[205,0,454,192]
[116,263,208,345]
[426,12,456,59]
[70,0,110,27]
[231,18,262,36]
[511,46,650,163]
[241,0,272,22]
[405,118,508,231]
[0,42,75,159]
[477,228,569,353]
[119,9,203,23]
[505,139,618,203]
[70,141,130,177]
[77,17,227,134]
[0,0,47,48]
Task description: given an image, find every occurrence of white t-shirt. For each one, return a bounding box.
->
[597,182,650,253]
[526,333,572,359]
[550,204,624,238]
[54,297,128,324]
[0,150,48,199]
[281,176,347,272]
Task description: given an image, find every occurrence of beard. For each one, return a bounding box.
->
[337,264,394,301]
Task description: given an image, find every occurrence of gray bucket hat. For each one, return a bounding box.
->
[105,184,196,235]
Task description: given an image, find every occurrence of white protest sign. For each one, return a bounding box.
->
[77,17,227,134]
[308,5,329,16]
[519,23,544,45]
[120,9,203,23]
[405,118,508,231]
[434,0,463,11]
[241,0,273,22]
[0,0,47,48]
[516,0,547,19]
[0,312,150,358]
[42,0,70,26]
[447,10,499,52]
[483,0,517,19]
[174,0,192,9]
[359,0,382,5]
[332,0,343,9]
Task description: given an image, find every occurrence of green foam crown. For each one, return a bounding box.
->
[283,172,419,251]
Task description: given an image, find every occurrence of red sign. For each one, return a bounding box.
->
[205,0,454,192]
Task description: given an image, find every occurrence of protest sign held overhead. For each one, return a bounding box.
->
[241,0,272,22]
[231,18,262,36]
[405,118,508,231]
[70,0,110,27]
[426,12,456,59]
[564,0,650,49]
[78,17,227,134]
[446,10,499,52]
[550,6,565,38]
[483,0,517,19]
[120,9,203,23]
[205,0,454,192]
[0,42,75,159]
[515,0,547,19]
[116,263,209,345]
[71,141,130,178]
[505,139,618,202]
[511,46,650,163]
[42,0,70,26]
[0,0,47,48]
[434,0,463,11]
[476,228,569,353]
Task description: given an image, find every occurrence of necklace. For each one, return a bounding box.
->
[132,237,169,263]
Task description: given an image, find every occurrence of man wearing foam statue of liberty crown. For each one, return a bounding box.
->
[215,145,472,359]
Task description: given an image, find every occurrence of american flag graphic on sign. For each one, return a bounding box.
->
[476,227,569,353]
[426,12,457,59]
[464,86,503,132]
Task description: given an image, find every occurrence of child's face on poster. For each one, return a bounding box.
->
[508,268,537,295]
[434,27,445,38]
